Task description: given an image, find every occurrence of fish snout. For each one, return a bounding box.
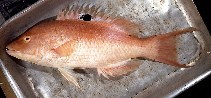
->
[5,43,18,55]
[5,47,9,51]
[6,44,14,51]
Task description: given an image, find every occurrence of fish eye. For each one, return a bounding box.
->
[24,36,31,43]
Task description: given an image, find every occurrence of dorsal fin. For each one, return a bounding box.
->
[57,3,102,21]
[57,3,142,37]
[109,18,141,37]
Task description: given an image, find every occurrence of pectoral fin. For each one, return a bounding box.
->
[52,41,75,57]
[97,59,142,78]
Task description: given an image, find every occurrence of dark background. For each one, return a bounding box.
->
[0,87,5,97]
[0,0,211,98]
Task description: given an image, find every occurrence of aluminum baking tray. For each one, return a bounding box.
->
[0,0,211,98]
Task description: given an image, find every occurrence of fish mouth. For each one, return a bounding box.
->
[6,46,27,60]
[6,47,19,55]
[6,47,41,64]
[6,48,22,59]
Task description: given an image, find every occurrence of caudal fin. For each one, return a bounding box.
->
[143,27,198,67]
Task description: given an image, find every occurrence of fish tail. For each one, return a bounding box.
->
[143,27,198,67]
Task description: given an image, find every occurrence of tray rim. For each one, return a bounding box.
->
[0,0,211,98]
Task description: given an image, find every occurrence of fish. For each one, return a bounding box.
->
[6,4,198,87]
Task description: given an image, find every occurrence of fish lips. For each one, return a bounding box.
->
[6,48,23,59]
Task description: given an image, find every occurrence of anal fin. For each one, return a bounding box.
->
[58,68,80,88]
[97,59,142,78]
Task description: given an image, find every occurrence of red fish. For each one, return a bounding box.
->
[6,4,198,87]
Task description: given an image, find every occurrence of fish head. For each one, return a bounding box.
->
[6,25,53,63]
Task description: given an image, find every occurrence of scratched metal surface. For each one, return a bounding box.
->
[0,0,210,98]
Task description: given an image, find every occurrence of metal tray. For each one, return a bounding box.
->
[0,0,211,98]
